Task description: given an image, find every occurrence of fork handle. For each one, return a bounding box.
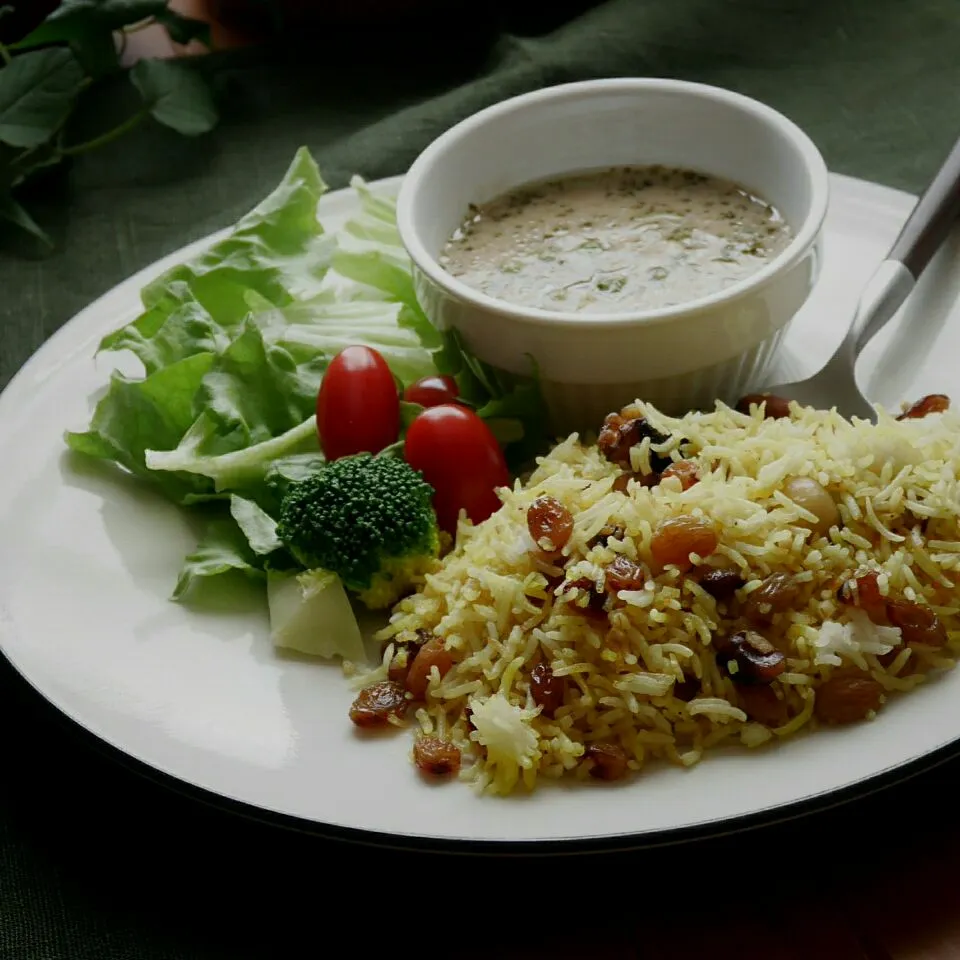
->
[889,134,960,278]
[847,259,915,354]
[846,134,960,356]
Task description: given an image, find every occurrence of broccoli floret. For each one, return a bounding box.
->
[276,453,439,609]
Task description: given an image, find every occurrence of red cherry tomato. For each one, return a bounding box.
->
[403,375,460,408]
[316,346,399,460]
[405,404,510,534]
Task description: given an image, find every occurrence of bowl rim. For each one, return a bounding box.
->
[396,77,830,331]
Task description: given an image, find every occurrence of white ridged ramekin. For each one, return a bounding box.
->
[396,78,829,434]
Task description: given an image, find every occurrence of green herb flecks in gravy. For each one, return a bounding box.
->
[439,166,792,314]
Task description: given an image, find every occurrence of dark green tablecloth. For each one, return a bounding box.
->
[2,2,960,956]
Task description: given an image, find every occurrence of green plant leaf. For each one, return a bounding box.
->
[0,48,85,148]
[0,191,52,245]
[15,0,167,47]
[130,58,217,136]
[155,10,212,47]
[0,0,61,46]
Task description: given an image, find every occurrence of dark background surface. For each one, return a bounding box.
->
[3,1,960,956]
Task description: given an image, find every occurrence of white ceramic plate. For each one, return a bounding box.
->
[3,173,960,853]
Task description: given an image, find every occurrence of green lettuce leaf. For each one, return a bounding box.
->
[331,176,422,313]
[64,353,217,503]
[100,147,333,359]
[229,495,283,555]
[264,452,328,486]
[188,317,322,458]
[262,297,436,387]
[172,517,266,600]
[97,285,230,375]
[146,414,319,493]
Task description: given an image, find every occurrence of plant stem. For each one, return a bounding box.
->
[0,40,12,66]
[10,77,91,171]
[62,109,149,157]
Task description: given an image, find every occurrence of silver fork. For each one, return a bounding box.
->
[762,135,960,421]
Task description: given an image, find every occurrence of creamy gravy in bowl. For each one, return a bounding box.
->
[439,165,792,315]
